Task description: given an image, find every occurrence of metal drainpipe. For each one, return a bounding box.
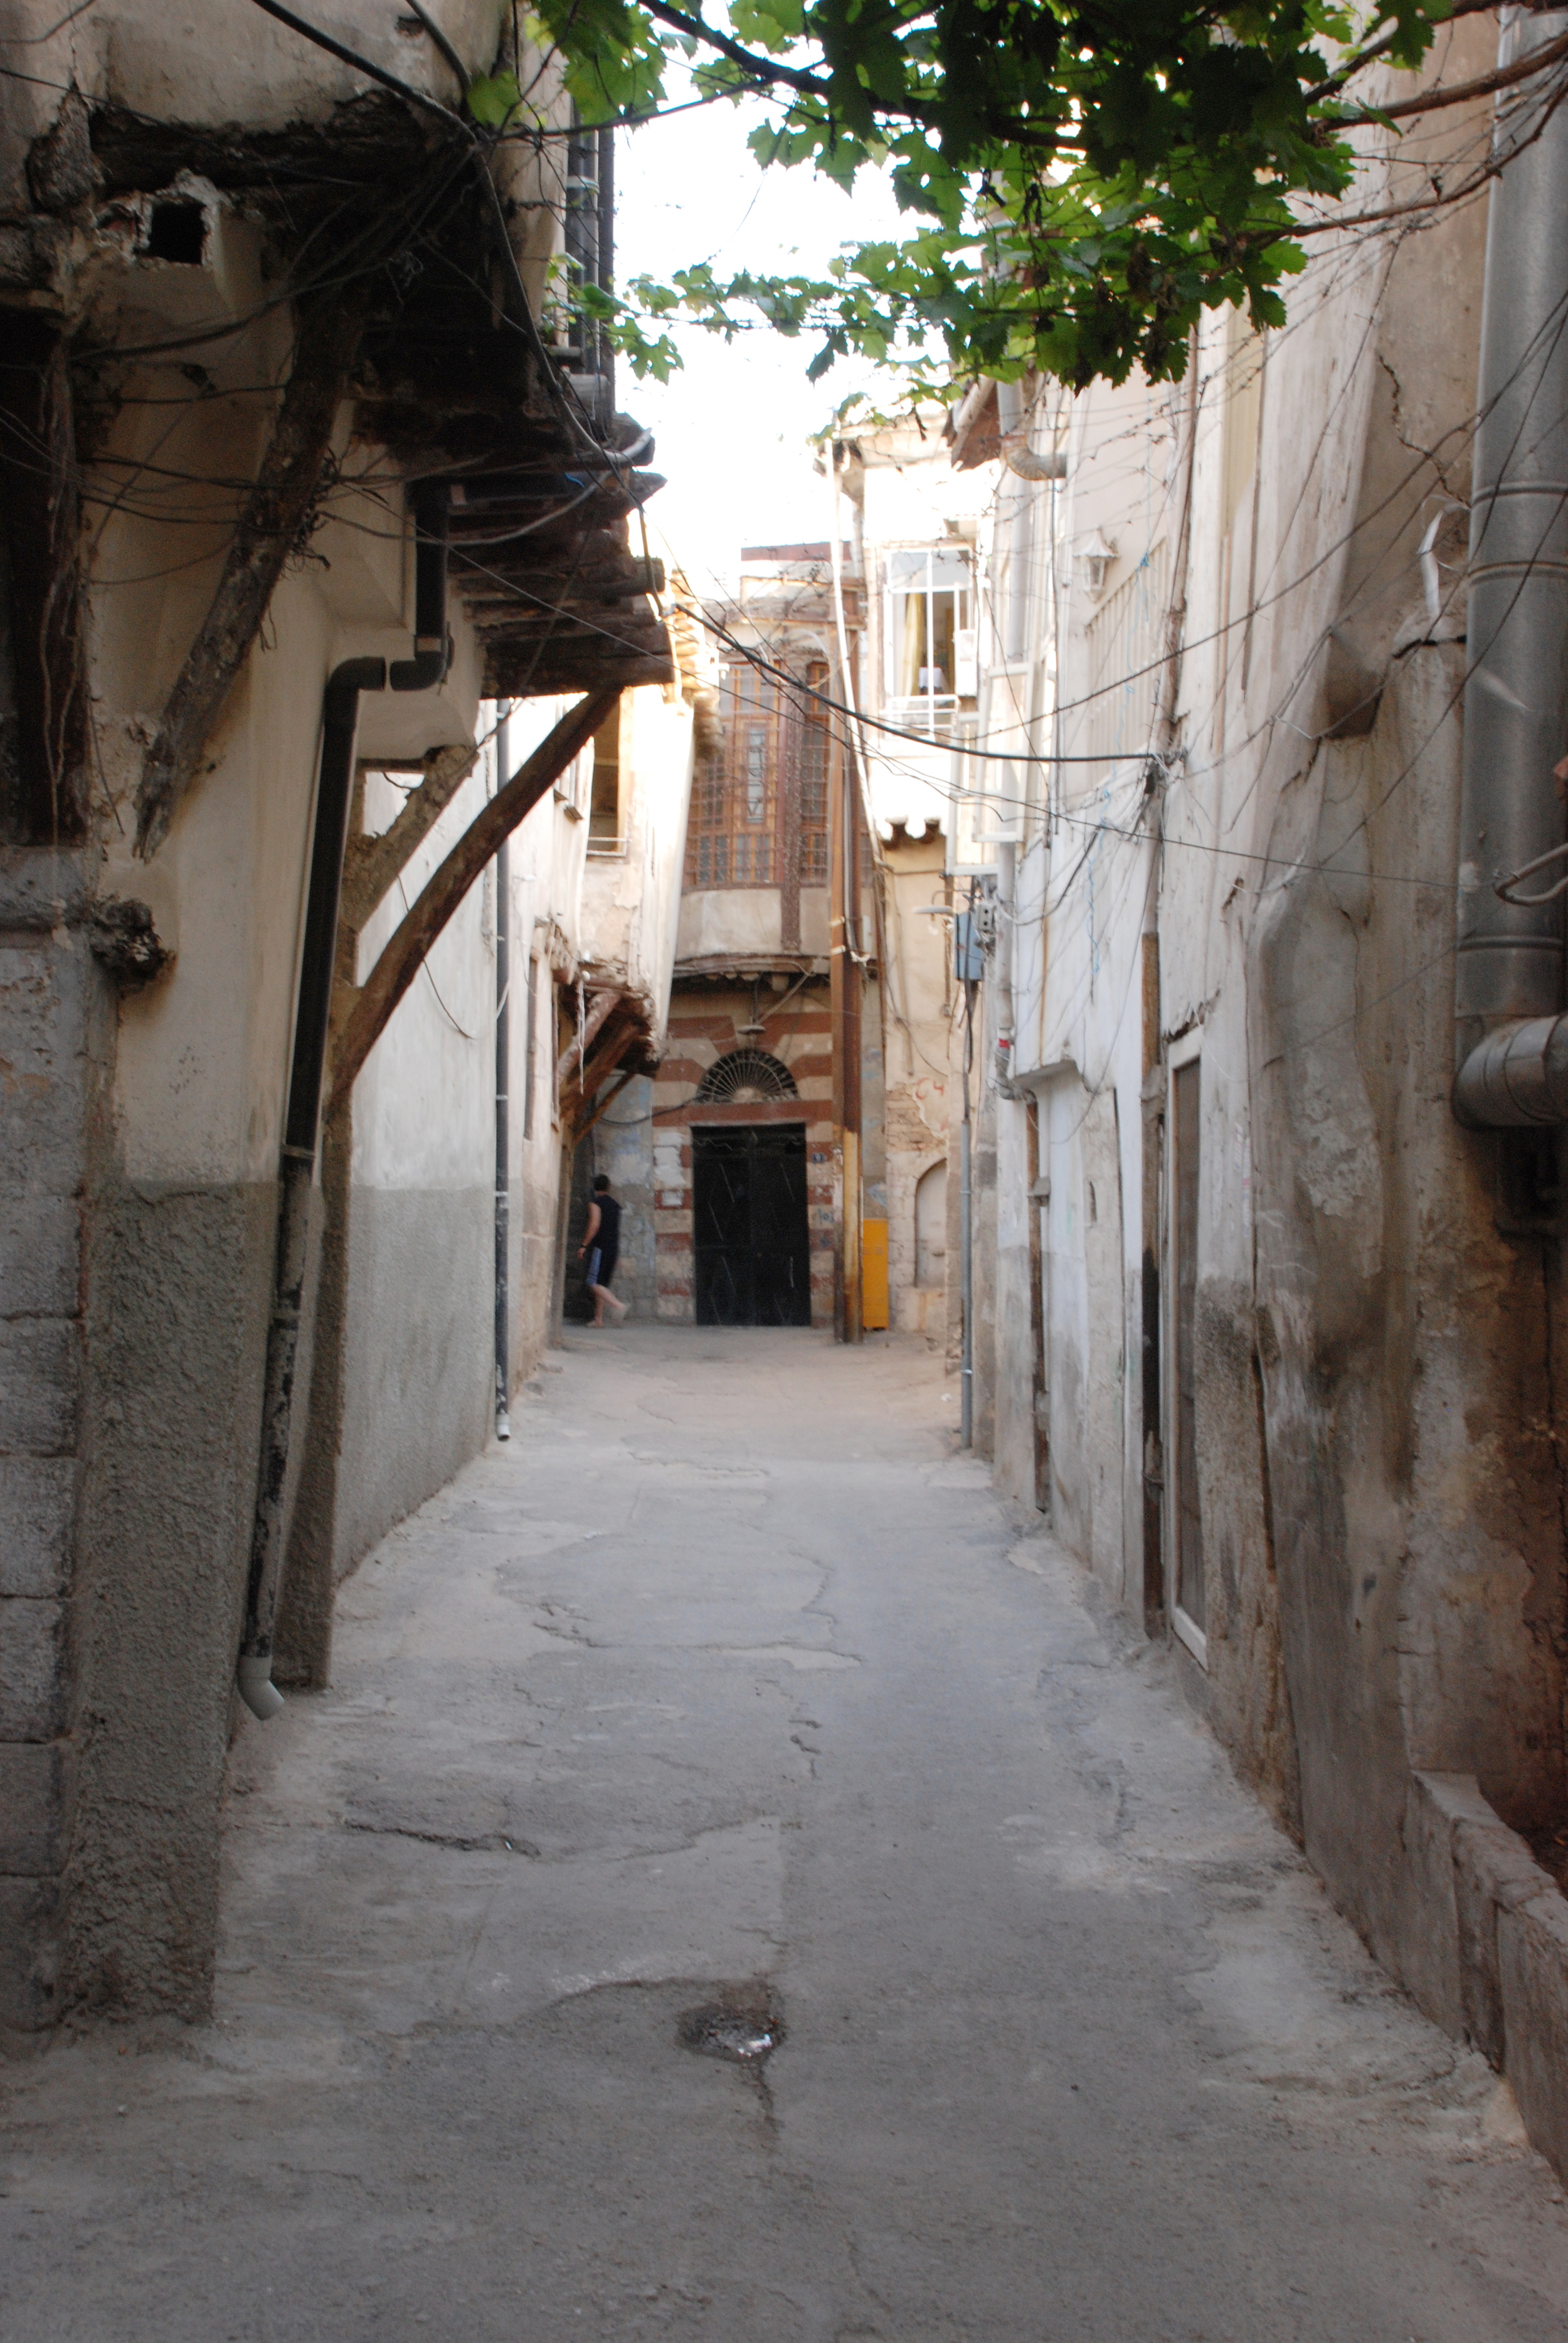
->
[960,895,978,1446]
[995,381,1033,666]
[236,656,386,1719]
[494,701,512,1440]
[237,484,452,1719]
[1452,8,1568,1127]
[391,481,450,691]
[995,838,1017,1093]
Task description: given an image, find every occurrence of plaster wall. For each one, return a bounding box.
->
[61,552,351,2019]
[326,744,499,1585]
[879,839,953,1336]
[580,682,695,1026]
[677,888,784,961]
[984,24,1568,2074]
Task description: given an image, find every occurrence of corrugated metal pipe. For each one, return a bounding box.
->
[1452,9,1568,1128]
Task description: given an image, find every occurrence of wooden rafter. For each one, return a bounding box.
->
[556,986,623,1089]
[559,1005,637,1121]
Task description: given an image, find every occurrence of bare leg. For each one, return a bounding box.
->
[588,1282,626,1324]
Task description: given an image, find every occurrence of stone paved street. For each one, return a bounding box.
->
[4,1328,1568,2341]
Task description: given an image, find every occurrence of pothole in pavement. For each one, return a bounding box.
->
[677,1986,783,2064]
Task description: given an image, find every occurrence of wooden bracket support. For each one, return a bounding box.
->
[327,683,620,1114]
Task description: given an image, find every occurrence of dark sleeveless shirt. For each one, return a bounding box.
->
[594,1194,622,1255]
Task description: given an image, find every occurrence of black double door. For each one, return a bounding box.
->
[692,1124,812,1327]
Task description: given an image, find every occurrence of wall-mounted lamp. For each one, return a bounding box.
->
[1077,528,1116,599]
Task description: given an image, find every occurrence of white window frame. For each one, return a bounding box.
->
[884,546,973,740]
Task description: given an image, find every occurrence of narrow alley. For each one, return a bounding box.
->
[5,1331,1567,2343]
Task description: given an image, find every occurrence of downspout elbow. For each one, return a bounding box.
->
[238,1654,286,1720]
[390,484,451,691]
[326,656,388,718]
[1453,1017,1568,1127]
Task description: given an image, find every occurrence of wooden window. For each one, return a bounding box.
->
[588,705,622,855]
[800,659,830,886]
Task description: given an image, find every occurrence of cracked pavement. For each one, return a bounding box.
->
[6,1326,1568,2340]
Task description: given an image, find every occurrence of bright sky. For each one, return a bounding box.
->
[612,90,904,598]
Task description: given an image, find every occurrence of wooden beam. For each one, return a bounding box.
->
[572,1065,636,1144]
[490,652,672,696]
[134,285,371,858]
[564,1002,638,1103]
[327,683,620,1113]
[555,986,622,1088]
[341,740,477,931]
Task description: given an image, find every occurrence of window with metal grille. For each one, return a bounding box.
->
[685,662,782,890]
[800,661,830,886]
[1083,543,1167,769]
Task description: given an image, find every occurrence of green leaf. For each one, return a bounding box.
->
[534,0,1465,390]
[467,72,520,127]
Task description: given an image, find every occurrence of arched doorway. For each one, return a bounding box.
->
[915,1161,947,1292]
[691,1053,810,1326]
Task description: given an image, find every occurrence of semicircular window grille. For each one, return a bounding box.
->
[695,1047,798,1104]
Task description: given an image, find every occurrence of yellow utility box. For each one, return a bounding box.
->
[862,1218,889,1331]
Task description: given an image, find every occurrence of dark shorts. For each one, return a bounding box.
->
[586,1245,617,1288]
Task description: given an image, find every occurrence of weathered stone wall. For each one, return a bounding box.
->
[0,899,101,2029]
[1251,644,1568,1973]
[65,1177,275,2016]
[0,875,278,2027]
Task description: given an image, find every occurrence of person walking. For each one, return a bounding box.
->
[578,1173,628,1327]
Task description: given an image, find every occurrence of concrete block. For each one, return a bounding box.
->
[0,1318,80,1455]
[1453,1811,1556,2069]
[0,1598,68,1739]
[1499,1890,1568,2182]
[0,943,95,1199]
[0,1740,74,1873]
[0,1874,61,2030]
[0,1196,79,1318]
[0,1455,78,1595]
[1401,1772,1483,2039]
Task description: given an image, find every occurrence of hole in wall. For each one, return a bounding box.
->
[144,201,206,265]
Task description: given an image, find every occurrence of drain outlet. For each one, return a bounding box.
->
[677,1990,782,2064]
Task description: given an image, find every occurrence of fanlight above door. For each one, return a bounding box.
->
[695,1048,798,1105]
